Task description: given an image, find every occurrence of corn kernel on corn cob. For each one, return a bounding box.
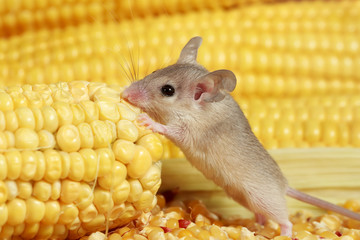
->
[0,81,163,239]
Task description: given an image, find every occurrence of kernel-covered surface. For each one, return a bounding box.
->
[83,196,360,240]
[0,81,163,239]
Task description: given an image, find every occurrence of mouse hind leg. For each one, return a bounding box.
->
[246,190,293,237]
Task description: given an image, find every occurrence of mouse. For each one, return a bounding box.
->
[121,36,360,236]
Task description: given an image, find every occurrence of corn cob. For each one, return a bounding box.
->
[1,0,359,98]
[0,81,163,239]
[0,0,289,37]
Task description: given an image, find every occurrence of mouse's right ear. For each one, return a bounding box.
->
[177,36,202,64]
[193,70,237,103]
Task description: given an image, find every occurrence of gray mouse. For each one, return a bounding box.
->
[122,36,360,236]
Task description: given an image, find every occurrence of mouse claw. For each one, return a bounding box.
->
[137,113,167,135]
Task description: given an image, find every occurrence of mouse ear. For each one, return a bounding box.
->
[193,70,237,103]
[177,36,203,64]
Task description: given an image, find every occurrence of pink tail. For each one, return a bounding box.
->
[286,187,360,221]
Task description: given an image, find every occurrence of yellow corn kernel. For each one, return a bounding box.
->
[108,203,126,221]
[43,149,62,183]
[133,190,156,212]
[75,183,94,210]
[41,201,61,225]
[95,148,114,177]
[5,111,19,132]
[33,180,52,202]
[136,133,163,161]
[21,222,40,239]
[60,180,81,204]
[139,164,162,192]
[0,203,8,226]
[93,187,114,214]
[31,108,44,131]
[0,92,14,111]
[5,150,22,180]
[79,203,98,223]
[0,132,7,150]
[78,122,95,149]
[112,139,135,164]
[20,151,37,181]
[117,119,139,143]
[106,120,117,143]
[82,214,106,231]
[5,180,18,201]
[9,89,28,108]
[53,224,68,239]
[38,129,56,149]
[25,197,46,224]
[97,101,120,122]
[15,107,35,129]
[91,120,112,148]
[0,181,8,204]
[52,102,73,126]
[3,131,15,148]
[36,223,54,239]
[33,151,46,181]
[79,148,97,182]
[71,103,86,125]
[112,180,130,205]
[16,181,32,199]
[166,218,180,229]
[98,161,127,190]
[58,203,79,225]
[41,105,59,133]
[344,199,360,212]
[68,152,85,181]
[197,229,211,240]
[7,198,26,225]
[127,145,152,179]
[56,124,81,152]
[67,216,81,231]
[320,214,342,231]
[51,180,61,200]
[81,100,99,122]
[128,179,143,203]
[0,111,5,131]
[108,233,123,240]
[13,223,25,237]
[15,128,39,149]
[117,102,138,121]
[0,225,14,239]
[0,155,7,180]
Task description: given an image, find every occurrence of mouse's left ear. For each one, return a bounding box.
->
[193,70,237,103]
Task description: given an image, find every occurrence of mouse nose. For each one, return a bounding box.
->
[121,89,129,100]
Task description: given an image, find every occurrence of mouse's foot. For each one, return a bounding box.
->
[280,221,293,237]
[137,113,167,134]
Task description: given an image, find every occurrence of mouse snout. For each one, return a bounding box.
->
[121,87,145,106]
[121,88,130,100]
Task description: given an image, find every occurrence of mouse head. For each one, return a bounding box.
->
[122,36,237,124]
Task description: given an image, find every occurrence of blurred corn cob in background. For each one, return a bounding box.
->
[0,81,163,239]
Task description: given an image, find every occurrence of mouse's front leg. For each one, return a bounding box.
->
[137,113,168,135]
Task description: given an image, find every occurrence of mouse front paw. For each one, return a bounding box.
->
[137,113,167,134]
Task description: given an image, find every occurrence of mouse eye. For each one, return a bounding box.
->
[161,84,175,97]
